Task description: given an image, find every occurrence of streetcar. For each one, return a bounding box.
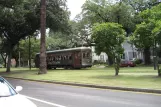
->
[35,47,92,69]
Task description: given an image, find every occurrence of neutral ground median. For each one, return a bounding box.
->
[0,67,161,92]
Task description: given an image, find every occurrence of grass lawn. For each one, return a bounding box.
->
[0,66,161,90]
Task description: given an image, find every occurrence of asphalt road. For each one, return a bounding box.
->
[7,78,161,107]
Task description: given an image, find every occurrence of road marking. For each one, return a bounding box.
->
[22,95,67,107]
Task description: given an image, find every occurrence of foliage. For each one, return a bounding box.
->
[82,0,135,34]
[80,0,136,65]
[158,68,161,76]
[92,22,125,76]
[0,55,3,64]
[92,60,107,65]
[19,37,40,60]
[69,20,92,47]
[0,0,70,72]
[134,59,143,64]
[133,22,155,49]
[131,3,161,65]
[122,0,159,13]
[152,20,161,45]
[47,31,73,50]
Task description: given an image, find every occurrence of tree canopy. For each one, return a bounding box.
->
[92,22,125,76]
[0,0,70,72]
[132,3,161,65]
[82,0,136,34]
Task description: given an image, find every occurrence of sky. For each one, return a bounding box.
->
[67,0,86,20]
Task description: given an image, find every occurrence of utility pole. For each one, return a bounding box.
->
[29,35,31,70]
[38,0,47,74]
[19,51,20,67]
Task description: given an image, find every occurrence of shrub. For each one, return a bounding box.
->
[158,68,161,76]
[134,59,143,64]
[93,60,107,65]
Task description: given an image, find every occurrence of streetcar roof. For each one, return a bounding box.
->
[36,47,91,55]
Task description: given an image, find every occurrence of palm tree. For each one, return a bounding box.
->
[38,0,47,74]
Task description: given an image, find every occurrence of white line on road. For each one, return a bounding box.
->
[22,95,67,107]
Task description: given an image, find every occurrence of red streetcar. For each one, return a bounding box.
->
[35,47,92,69]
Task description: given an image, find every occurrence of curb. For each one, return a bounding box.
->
[4,76,161,94]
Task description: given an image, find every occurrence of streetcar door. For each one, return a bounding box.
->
[73,52,81,68]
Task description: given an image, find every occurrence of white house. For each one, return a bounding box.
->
[91,41,144,63]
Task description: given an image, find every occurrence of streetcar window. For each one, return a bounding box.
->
[61,56,63,60]
[83,53,85,58]
[82,52,91,58]
[69,56,72,60]
[55,56,58,60]
[66,56,69,60]
[58,56,60,60]
[64,56,66,60]
[87,53,89,57]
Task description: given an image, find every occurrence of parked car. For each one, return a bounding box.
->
[128,60,136,67]
[0,76,37,107]
[120,60,136,67]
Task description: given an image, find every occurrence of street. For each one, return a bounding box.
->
[7,78,161,107]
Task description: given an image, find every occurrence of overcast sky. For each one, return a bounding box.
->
[67,0,86,20]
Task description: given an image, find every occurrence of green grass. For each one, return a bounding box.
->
[0,67,161,90]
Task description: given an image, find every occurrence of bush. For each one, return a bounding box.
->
[158,68,161,76]
[134,59,143,64]
[93,60,107,65]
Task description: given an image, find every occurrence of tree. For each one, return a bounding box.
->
[92,22,125,76]
[82,0,136,34]
[68,20,92,47]
[0,0,70,73]
[152,20,161,77]
[80,0,135,65]
[132,3,161,65]
[46,31,73,50]
[12,37,40,67]
[133,22,155,65]
[0,55,3,64]
[122,0,159,13]
[0,37,7,67]
[39,0,47,74]
[0,0,40,72]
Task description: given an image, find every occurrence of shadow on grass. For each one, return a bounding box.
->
[0,69,38,75]
[48,68,93,70]
[89,75,161,80]
[46,68,94,73]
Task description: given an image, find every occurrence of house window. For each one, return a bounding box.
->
[121,53,125,59]
[100,55,104,61]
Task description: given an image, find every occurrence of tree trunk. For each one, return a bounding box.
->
[15,58,19,67]
[115,57,120,76]
[6,49,12,72]
[108,56,113,66]
[158,65,161,77]
[115,62,120,76]
[38,0,47,74]
[144,47,151,65]
[1,53,7,68]
[158,70,161,77]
